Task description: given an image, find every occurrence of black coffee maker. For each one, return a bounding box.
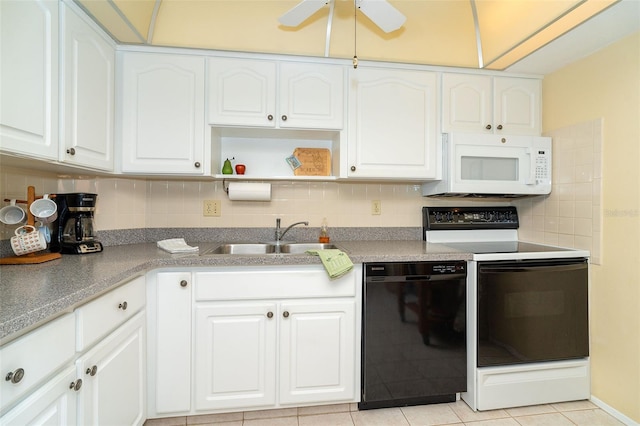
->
[51,193,103,254]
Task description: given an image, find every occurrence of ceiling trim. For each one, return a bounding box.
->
[485,0,620,70]
[470,0,484,69]
[106,0,145,43]
[147,0,161,44]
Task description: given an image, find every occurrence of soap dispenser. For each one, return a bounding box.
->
[318,218,330,243]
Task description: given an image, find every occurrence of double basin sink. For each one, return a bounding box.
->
[202,243,338,255]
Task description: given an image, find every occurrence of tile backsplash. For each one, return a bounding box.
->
[515,118,603,264]
[1,119,603,264]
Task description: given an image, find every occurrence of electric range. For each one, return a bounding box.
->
[422,206,591,411]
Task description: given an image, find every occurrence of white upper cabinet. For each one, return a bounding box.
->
[208,58,344,130]
[119,52,207,175]
[0,0,59,160]
[347,67,439,180]
[60,3,115,171]
[442,73,541,135]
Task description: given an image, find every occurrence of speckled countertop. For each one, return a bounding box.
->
[0,239,471,345]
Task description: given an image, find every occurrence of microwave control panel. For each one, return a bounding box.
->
[535,150,551,184]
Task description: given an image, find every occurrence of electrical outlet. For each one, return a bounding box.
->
[203,200,221,217]
[371,200,382,215]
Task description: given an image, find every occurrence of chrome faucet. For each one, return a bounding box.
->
[275,218,309,244]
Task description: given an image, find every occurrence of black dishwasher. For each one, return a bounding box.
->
[360,261,467,410]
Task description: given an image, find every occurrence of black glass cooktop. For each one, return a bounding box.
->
[441,241,575,254]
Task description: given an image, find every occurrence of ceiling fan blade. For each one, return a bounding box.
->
[356,0,406,33]
[279,0,329,27]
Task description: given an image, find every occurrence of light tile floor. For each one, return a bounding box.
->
[144,400,625,426]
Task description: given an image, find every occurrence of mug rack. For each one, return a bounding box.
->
[0,186,62,265]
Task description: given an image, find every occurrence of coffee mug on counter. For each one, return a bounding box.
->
[11,225,48,256]
[0,200,26,225]
[29,194,57,224]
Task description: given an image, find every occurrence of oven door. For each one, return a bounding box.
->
[477,258,588,367]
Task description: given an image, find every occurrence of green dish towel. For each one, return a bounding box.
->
[306,249,354,279]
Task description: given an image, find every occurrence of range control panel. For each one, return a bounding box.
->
[423,206,519,231]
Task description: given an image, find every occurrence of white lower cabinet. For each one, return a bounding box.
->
[0,276,146,426]
[76,312,146,425]
[148,271,192,415]
[278,300,355,405]
[0,366,78,425]
[148,265,359,418]
[193,299,355,411]
[194,301,278,411]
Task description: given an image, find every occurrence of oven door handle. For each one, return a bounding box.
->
[480,263,587,273]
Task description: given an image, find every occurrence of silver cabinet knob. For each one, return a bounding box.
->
[267,311,274,319]
[69,379,82,391]
[350,166,356,172]
[118,301,128,310]
[180,280,188,287]
[497,125,503,130]
[267,114,274,121]
[485,124,492,130]
[281,115,287,121]
[5,368,24,384]
[194,162,201,168]
[66,148,76,155]
[283,311,290,318]
[501,138,507,143]
[85,365,98,376]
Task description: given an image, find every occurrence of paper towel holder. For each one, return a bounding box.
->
[223,179,272,202]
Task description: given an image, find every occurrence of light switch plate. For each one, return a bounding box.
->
[203,200,221,217]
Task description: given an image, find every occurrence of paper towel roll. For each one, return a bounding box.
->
[227,182,271,201]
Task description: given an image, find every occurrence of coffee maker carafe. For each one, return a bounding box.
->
[52,193,103,254]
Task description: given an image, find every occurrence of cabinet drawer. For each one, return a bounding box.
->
[194,265,356,301]
[76,275,145,352]
[0,313,75,413]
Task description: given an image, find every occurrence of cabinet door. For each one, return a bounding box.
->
[279,62,344,130]
[77,312,146,426]
[0,0,58,160]
[0,366,78,426]
[120,52,206,174]
[60,3,115,171]
[442,73,492,133]
[194,302,277,411]
[279,300,356,405]
[494,77,541,135]
[151,272,192,415]
[208,57,277,127]
[348,67,439,179]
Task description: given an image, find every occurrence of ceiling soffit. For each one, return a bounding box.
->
[75,0,622,71]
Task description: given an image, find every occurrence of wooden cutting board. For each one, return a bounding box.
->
[293,148,331,176]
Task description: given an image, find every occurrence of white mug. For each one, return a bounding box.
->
[36,223,52,243]
[0,200,26,225]
[10,225,48,256]
[29,194,58,224]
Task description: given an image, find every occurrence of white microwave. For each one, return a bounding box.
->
[422,133,552,198]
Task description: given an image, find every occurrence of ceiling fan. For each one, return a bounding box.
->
[278,0,407,33]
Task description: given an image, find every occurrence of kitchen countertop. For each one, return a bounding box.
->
[0,240,471,345]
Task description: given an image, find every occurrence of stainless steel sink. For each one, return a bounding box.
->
[201,242,339,255]
[279,243,338,254]
[205,243,277,255]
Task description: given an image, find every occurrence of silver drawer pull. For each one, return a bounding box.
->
[5,368,24,384]
[86,365,98,376]
[118,301,128,310]
[180,280,188,288]
[267,311,274,319]
[283,311,290,318]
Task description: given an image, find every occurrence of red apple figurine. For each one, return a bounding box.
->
[235,164,246,175]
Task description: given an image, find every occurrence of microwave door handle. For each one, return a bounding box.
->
[525,148,536,185]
